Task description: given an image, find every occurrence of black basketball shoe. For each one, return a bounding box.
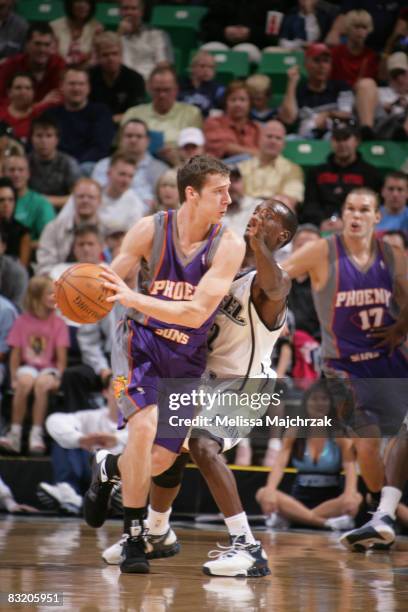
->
[120,526,150,574]
[83,450,118,528]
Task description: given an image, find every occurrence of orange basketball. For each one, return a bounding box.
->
[55,263,115,324]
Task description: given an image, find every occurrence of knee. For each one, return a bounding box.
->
[15,374,34,393]
[355,438,381,460]
[151,449,175,476]
[189,437,220,471]
[34,376,57,394]
[128,409,157,441]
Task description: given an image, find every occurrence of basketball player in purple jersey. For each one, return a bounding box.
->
[283,188,408,505]
[85,156,245,574]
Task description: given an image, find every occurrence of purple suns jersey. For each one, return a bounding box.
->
[127,209,225,347]
[313,234,400,364]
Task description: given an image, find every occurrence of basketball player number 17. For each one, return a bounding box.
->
[358,307,384,330]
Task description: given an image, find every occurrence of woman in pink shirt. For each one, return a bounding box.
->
[0,276,69,455]
[204,80,261,159]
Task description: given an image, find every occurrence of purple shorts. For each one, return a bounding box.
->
[112,319,207,453]
[324,349,408,434]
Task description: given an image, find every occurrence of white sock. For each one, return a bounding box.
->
[30,425,43,436]
[224,512,256,544]
[10,424,22,437]
[146,505,171,536]
[377,486,402,520]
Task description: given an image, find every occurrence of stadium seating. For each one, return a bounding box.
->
[283,139,331,169]
[359,141,406,177]
[206,50,250,84]
[95,2,120,30]
[257,51,306,94]
[16,0,64,22]
[150,5,208,70]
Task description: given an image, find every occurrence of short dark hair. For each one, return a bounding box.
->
[384,170,408,185]
[7,71,35,91]
[177,155,230,203]
[64,0,96,22]
[26,22,54,41]
[344,187,380,211]
[74,223,103,243]
[149,65,177,83]
[109,151,137,168]
[0,177,17,204]
[62,65,90,81]
[30,113,60,138]
[264,198,299,247]
[295,223,321,238]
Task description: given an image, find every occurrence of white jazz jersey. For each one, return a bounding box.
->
[206,270,286,378]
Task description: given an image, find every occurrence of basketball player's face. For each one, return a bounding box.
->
[247,203,285,250]
[195,173,231,222]
[342,194,380,238]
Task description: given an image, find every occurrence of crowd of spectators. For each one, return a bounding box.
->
[0,0,407,528]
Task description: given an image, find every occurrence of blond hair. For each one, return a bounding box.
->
[344,10,373,34]
[23,276,53,318]
[246,74,271,95]
[93,31,122,54]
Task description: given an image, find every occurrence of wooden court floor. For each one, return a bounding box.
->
[1,516,408,611]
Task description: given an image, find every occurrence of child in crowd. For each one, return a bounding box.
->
[246,74,277,123]
[0,276,69,455]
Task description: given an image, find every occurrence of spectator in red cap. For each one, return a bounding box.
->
[331,10,379,87]
[280,42,354,139]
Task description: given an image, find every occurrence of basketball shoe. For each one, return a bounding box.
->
[102,528,180,564]
[37,482,82,516]
[120,524,150,574]
[202,535,270,577]
[83,450,118,528]
[0,429,21,454]
[339,511,396,551]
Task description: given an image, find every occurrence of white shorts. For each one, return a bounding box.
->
[16,366,60,380]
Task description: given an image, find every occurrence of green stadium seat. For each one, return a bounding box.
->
[283,139,331,169]
[150,5,208,69]
[16,0,64,22]
[358,141,406,176]
[258,51,305,94]
[95,2,120,30]
[207,50,250,84]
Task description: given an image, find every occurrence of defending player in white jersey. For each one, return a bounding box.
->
[100,199,298,577]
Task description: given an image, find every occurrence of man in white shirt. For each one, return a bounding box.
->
[99,152,147,234]
[38,380,127,515]
[118,0,173,81]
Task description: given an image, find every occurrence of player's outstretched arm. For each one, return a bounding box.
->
[249,216,291,301]
[282,238,328,289]
[103,230,245,328]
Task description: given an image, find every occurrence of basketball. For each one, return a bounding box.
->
[55,263,114,324]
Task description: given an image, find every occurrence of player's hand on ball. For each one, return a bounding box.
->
[101,269,138,308]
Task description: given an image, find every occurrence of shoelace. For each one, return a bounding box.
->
[207,538,252,560]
